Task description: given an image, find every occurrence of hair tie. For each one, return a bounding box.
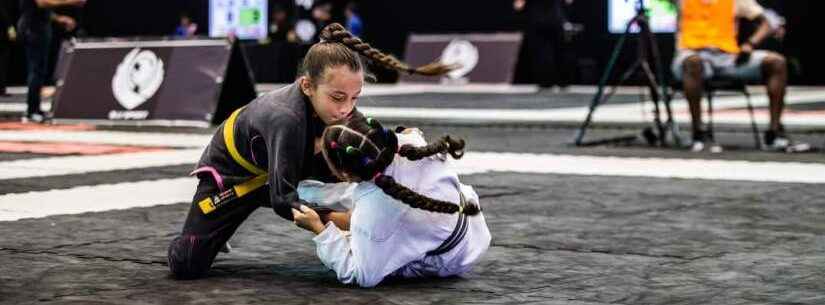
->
[329,141,338,149]
[372,172,383,181]
[346,146,358,155]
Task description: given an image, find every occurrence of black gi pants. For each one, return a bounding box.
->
[167,178,271,279]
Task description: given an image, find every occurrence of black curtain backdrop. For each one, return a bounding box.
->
[5,0,823,85]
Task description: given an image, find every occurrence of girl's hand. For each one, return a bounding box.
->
[292,205,326,235]
[322,210,353,231]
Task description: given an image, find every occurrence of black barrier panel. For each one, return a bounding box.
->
[51,39,257,127]
[213,41,258,125]
[400,33,523,84]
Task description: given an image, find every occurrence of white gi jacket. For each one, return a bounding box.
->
[298,133,492,288]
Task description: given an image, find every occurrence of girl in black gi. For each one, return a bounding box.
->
[167,23,454,279]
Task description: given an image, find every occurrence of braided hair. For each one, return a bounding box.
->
[399,135,465,160]
[320,116,480,216]
[302,23,457,86]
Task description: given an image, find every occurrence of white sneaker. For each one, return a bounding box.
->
[766,138,811,153]
[691,139,722,153]
[690,141,705,152]
[21,112,46,123]
[767,137,790,151]
[763,129,810,153]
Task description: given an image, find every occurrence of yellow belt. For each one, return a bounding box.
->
[198,107,269,214]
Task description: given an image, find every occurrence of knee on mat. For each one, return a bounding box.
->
[167,235,211,280]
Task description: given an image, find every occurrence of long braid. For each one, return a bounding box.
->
[399,135,465,160]
[319,23,457,76]
[374,175,481,216]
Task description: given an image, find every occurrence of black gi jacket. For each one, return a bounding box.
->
[196,80,338,220]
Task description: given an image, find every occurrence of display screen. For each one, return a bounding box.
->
[209,0,268,39]
[608,0,677,34]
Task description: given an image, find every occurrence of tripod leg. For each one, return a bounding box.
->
[706,88,715,141]
[574,32,629,145]
[660,88,685,147]
[604,60,642,102]
[664,90,684,147]
[742,88,762,149]
[704,88,724,153]
[644,22,683,147]
[640,61,666,146]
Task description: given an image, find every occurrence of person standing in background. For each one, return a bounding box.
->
[311,2,332,42]
[344,2,362,37]
[0,1,16,97]
[17,0,85,123]
[269,4,296,42]
[513,0,575,90]
[173,13,198,38]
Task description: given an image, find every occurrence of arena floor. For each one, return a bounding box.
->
[1,85,824,304]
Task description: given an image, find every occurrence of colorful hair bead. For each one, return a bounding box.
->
[346,146,358,155]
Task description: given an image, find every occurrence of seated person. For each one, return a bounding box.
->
[671,0,795,152]
[292,118,492,288]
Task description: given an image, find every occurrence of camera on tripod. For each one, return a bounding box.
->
[627,0,647,12]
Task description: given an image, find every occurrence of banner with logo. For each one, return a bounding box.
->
[400,33,523,84]
[52,39,257,127]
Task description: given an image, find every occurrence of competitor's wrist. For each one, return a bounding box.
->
[312,221,329,235]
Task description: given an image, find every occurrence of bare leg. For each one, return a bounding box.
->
[762,53,787,132]
[682,55,705,138]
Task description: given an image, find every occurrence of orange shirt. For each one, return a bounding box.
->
[678,0,739,53]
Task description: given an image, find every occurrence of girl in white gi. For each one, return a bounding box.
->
[291,117,491,287]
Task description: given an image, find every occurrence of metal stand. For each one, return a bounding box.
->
[574,0,682,147]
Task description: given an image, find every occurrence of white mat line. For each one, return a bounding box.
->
[8,85,825,97]
[360,90,825,126]
[452,152,825,184]
[4,151,825,221]
[0,148,202,180]
[3,149,824,183]
[0,101,51,113]
[0,178,198,221]
[0,130,211,148]
[254,83,541,96]
[3,88,824,126]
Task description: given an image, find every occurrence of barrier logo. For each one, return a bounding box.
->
[440,39,479,79]
[112,48,165,110]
